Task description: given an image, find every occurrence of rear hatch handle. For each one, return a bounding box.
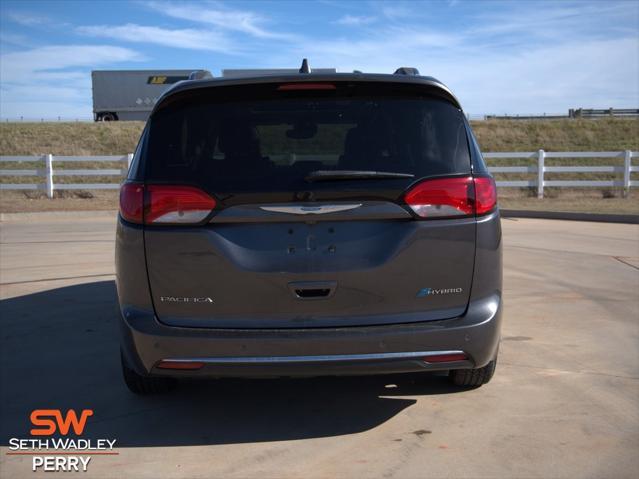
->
[288,281,337,300]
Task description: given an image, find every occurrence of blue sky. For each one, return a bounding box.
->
[1,0,638,119]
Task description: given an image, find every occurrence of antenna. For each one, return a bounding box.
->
[299,58,311,74]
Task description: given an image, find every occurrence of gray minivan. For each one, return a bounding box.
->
[116,66,502,394]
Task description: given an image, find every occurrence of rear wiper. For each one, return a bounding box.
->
[305,170,414,182]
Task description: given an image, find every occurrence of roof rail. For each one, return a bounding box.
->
[394,67,420,76]
[189,70,213,80]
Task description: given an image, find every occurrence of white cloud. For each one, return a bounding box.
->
[6,11,51,27]
[335,15,377,26]
[0,32,34,49]
[470,2,638,40]
[381,6,413,19]
[276,26,463,70]
[1,0,637,117]
[264,28,638,114]
[0,45,143,119]
[145,1,294,40]
[76,24,238,53]
[0,99,94,120]
[449,37,639,114]
[0,45,142,82]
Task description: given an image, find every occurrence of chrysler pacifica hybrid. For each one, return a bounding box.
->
[115,63,502,394]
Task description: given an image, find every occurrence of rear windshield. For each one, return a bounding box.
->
[146,87,470,193]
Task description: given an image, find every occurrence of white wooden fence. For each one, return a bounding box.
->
[484,150,637,198]
[1,150,637,199]
[0,154,133,198]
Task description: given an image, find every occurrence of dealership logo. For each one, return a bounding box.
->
[30,409,93,436]
[7,409,117,472]
[417,287,463,298]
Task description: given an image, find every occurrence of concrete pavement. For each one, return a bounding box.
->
[1,213,638,478]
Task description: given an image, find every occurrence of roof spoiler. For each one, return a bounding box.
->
[189,70,214,80]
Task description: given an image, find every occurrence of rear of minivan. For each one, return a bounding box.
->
[116,74,502,394]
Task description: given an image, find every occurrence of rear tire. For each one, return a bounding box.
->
[121,352,176,395]
[449,357,497,388]
[99,112,117,121]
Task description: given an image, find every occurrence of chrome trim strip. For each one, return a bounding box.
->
[259,204,362,215]
[162,350,466,364]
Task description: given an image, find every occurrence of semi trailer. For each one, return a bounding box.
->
[91,67,337,121]
[91,70,205,121]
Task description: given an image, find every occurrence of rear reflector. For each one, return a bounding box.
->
[423,353,468,363]
[404,176,497,218]
[156,360,205,370]
[278,83,336,91]
[119,183,217,225]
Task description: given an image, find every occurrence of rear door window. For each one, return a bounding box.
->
[146,87,470,194]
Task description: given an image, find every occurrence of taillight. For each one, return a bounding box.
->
[405,177,474,218]
[119,183,217,225]
[146,185,217,224]
[404,176,497,219]
[473,177,497,215]
[119,183,144,224]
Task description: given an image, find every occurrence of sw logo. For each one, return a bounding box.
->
[30,409,93,436]
[7,409,117,472]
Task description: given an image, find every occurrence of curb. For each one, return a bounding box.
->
[501,209,639,224]
[0,210,118,222]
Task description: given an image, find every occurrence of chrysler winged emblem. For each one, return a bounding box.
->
[260,204,362,215]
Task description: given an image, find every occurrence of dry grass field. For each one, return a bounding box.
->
[473,118,639,151]
[1,118,638,214]
[0,121,143,156]
[2,118,638,155]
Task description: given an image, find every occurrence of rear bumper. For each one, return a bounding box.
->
[119,293,502,378]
